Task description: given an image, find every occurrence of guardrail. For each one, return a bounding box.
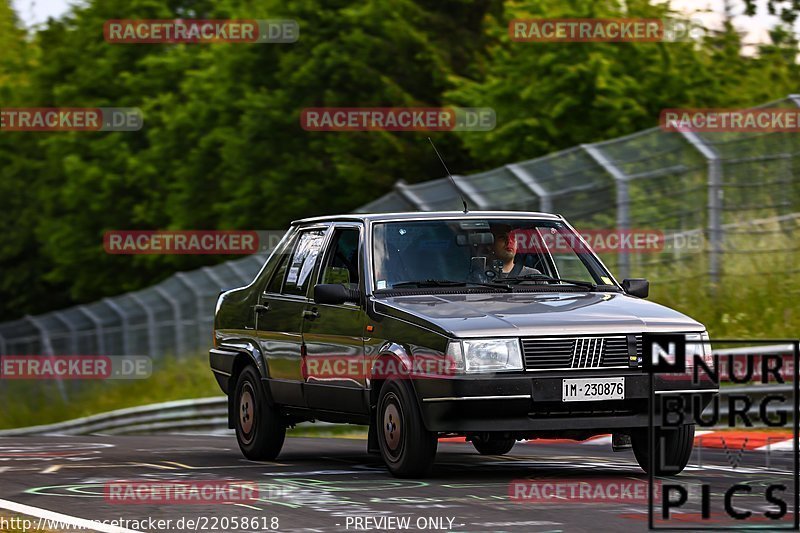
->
[0,344,794,437]
[0,397,228,437]
[0,396,344,437]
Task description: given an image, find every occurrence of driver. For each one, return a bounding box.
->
[490,224,541,279]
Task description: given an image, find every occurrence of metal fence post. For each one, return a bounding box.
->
[226,261,253,284]
[505,163,553,213]
[202,266,229,290]
[77,306,106,355]
[582,144,631,279]
[679,131,722,285]
[26,315,68,402]
[103,298,131,355]
[394,180,432,210]
[155,286,185,358]
[129,293,158,359]
[51,312,79,355]
[175,273,205,353]
[451,175,490,210]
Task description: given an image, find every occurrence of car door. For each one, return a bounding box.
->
[301,224,369,414]
[258,226,328,407]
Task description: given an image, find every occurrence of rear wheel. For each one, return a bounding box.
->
[234,366,286,461]
[471,435,516,455]
[631,424,694,475]
[376,379,437,477]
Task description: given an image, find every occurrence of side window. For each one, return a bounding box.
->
[265,240,294,294]
[283,229,326,296]
[320,228,360,289]
[552,255,596,283]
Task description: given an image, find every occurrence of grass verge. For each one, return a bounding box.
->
[0,355,219,430]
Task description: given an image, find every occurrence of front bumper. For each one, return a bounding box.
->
[413,371,717,433]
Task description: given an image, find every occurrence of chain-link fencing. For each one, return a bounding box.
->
[2,95,799,402]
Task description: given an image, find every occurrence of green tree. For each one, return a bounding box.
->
[0,0,496,318]
[445,0,800,167]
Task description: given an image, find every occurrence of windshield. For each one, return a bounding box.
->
[371,218,616,291]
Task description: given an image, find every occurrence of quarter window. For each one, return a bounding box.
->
[265,249,291,294]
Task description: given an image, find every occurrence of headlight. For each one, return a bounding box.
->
[446,338,523,373]
[686,332,712,369]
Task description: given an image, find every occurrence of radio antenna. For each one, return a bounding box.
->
[428,137,468,213]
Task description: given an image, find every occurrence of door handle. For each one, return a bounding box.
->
[302,309,320,320]
[254,304,269,313]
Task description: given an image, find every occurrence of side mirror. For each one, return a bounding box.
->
[314,283,359,305]
[622,278,649,298]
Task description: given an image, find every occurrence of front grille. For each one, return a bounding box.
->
[521,335,642,370]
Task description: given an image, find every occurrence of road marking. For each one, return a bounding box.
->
[128,462,177,470]
[159,459,288,469]
[41,464,62,474]
[161,461,194,469]
[231,502,262,510]
[0,498,143,533]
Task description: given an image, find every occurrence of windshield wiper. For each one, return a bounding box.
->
[391,279,511,291]
[497,274,597,290]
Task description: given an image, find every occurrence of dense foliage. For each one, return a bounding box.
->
[1,0,799,320]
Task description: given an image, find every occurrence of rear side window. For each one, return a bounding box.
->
[283,229,326,296]
[320,228,360,289]
[265,238,295,294]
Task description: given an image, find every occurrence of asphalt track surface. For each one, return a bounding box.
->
[0,434,796,533]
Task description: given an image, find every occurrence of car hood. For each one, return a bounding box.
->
[373,291,704,337]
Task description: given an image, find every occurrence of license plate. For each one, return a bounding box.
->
[562,377,625,402]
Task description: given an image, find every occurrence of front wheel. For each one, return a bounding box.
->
[234,366,286,461]
[631,424,694,475]
[376,379,438,478]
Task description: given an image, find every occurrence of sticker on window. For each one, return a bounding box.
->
[287,230,325,288]
[376,280,387,290]
[297,245,321,287]
[286,266,300,284]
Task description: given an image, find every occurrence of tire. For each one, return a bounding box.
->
[472,435,516,455]
[376,379,438,478]
[631,424,695,475]
[233,365,286,461]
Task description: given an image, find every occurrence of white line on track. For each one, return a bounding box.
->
[755,439,795,452]
[0,498,144,533]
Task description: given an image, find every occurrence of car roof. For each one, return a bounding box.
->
[292,210,563,225]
